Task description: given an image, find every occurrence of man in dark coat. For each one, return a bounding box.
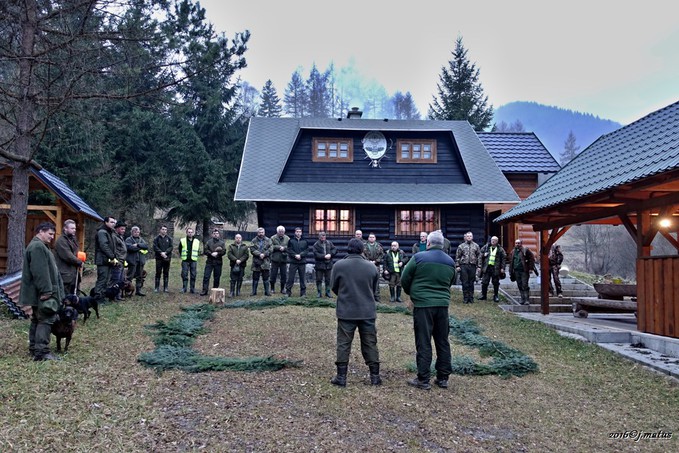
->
[401,231,456,390]
[126,225,149,296]
[384,241,407,302]
[312,231,337,298]
[153,225,173,292]
[111,221,127,300]
[548,244,564,297]
[227,233,250,297]
[455,231,481,304]
[329,238,381,387]
[20,222,65,361]
[269,225,290,295]
[200,228,226,296]
[509,239,538,305]
[249,227,272,296]
[285,227,309,297]
[363,233,384,302]
[479,236,507,302]
[54,219,83,295]
[94,216,117,303]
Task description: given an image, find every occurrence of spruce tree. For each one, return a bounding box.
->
[428,36,493,131]
[258,80,282,117]
[283,69,308,118]
[560,130,581,166]
[307,64,331,118]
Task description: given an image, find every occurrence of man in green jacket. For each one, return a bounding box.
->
[269,225,290,295]
[401,230,456,390]
[20,222,65,361]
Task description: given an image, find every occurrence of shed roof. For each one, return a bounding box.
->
[32,168,103,221]
[477,132,560,173]
[497,100,679,225]
[235,117,520,205]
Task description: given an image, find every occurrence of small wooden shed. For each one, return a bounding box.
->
[0,164,103,275]
[497,100,679,338]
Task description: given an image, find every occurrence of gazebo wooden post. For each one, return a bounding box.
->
[540,229,550,315]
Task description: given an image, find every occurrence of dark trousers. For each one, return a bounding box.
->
[459,264,477,302]
[513,269,530,292]
[94,264,111,301]
[549,266,562,294]
[127,262,146,289]
[481,265,500,295]
[155,259,171,285]
[336,319,379,366]
[315,267,331,287]
[203,262,223,290]
[286,261,306,294]
[388,272,402,288]
[29,307,57,357]
[181,260,197,290]
[270,261,287,289]
[413,306,452,381]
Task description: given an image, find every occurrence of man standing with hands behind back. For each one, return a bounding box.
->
[153,225,173,293]
[455,231,481,304]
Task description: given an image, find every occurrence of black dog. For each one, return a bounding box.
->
[52,305,78,352]
[64,293,100,323]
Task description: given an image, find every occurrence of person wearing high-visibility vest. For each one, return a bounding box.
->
[384,241,407,303]
[178,227,202,294]
[479,236,507,302]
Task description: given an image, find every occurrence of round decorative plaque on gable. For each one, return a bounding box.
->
[362,131,388,167]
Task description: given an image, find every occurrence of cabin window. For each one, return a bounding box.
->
[311,207,354,234]
[396,139,437,163]
[312,138,353,162]
[396,209,439,235]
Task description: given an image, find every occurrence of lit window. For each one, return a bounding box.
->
[396,140,437,163]
[312,138,353,162]
[311,207,354,234]
[396,209,439,235]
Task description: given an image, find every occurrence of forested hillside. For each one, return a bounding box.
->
[494,101,621,159]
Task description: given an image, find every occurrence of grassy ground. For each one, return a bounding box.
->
[0,261,676,452]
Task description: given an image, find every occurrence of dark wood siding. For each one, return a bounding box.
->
[257,202,485,260]
[280,130,468,184]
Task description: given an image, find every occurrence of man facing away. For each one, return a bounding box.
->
[401,230,456,390]
[200,228,226,296]
[20,222,65,361]
[153,225,173,293]
[178,227,201,294]
[54,219,83,296]
[479,236,507,302]
[269,225,290,295]
[455,231,481,304]
[329,238,381,387]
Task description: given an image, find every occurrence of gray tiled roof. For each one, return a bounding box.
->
[33,168,103,221]
[235,117,520,204]
[497,100,679,222]
[477,132,560,173]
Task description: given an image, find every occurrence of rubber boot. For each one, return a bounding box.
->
[389,287,395,303]
[182,280,187,293]
[163,277,169,292]
[317,284,322,298]
[263,281,271,296]
[493,285,500,302]
[236,280,242,296]
[154,277,160,293]
[251,280,259,296]
[369,363,382,386]
[200,284,209,296]
[325,288,332,298]
[136,285,146,297]
[479,284,488,300]
[331,364,348,387]
[396,287,403,303]
[228,281,235,298]
[269,281,276,295]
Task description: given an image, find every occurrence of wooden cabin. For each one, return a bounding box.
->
[0,164,103,274]
[234,111,521,257]
[497,100,679,338]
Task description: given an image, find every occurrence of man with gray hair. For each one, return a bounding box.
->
[455,231,481,304]
[401,230,456,390]
[270,225,290,295]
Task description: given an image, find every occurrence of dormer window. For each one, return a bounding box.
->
[396,139,437,163]
[312,138,353,162]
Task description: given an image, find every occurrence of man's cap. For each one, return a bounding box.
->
[115,221,127,228]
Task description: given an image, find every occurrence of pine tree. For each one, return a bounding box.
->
[283,69,308,118]
[392,91,421,119]
[307,64,331,118]
[428,36,493,131]
[560,130,581,165]
[258,80,282,117]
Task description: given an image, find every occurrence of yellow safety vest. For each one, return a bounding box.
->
[488,246,497,266]
[180,237,201,261]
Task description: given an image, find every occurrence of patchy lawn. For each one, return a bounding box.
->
[0,268,676,452]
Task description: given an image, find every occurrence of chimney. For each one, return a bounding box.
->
[346,107,363,119]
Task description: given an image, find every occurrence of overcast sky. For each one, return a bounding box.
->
[200,0,679,124]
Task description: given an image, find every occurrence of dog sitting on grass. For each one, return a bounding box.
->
[64,293,100,323]
[52,305,79,352]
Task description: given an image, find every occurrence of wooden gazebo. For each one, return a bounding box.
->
[497,100,679,339]
[0,164,103,274]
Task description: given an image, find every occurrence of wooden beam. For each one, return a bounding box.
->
[660,231,679,252]
[618,214,638,244]
[540,230,550,315]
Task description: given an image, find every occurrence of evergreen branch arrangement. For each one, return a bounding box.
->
[138,304,301,373]
[223,297,411,315]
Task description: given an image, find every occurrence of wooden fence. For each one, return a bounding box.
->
[637,256,679,338]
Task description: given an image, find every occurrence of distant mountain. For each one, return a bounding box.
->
[493,101,621,161]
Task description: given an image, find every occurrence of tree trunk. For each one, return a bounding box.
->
[6,0,38,274]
